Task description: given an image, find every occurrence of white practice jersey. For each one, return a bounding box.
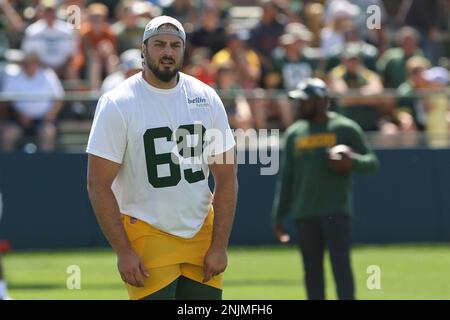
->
[87,72,235,238]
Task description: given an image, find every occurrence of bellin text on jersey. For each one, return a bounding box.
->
[187,97,207,104]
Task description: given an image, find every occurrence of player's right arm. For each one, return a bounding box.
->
[87,155,148,288]
[86,95,148,288]
[271,130,296,243]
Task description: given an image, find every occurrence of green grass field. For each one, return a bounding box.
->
[3,244,450,300]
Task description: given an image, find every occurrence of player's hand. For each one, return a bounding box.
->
[273,224,290,243]
[328,144,353,173]
[117,249,149,288]
[203,247,227,283]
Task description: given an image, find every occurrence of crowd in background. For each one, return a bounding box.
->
[0,0,449,151]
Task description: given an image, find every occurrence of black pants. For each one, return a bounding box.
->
[295,214,355,300]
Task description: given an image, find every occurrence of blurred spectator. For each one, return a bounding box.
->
[324,28,378,73]
[302,1,325,48]
[398,0,444,65]
[101,48,142,93]
[57,0,92,85]
[248,0,286,76]
[320,0,359,58]
[189,3,227,57]
[254,25,318,131]
[183,47,216,86]
[161,0,197,27]
[112,2,146,54]
[112,1,156,54]
[396,56,431,131]
[212,30,261,90]
[422,66,450,148]
[270,25,319,91]
[328,44,384,131]
[21,0,77,79]
[1,51,64,152]
[71,2,119,90]
[212,29,265,129]
[215,62,254,130]
[377,26,423,89]
[0,0,25,60]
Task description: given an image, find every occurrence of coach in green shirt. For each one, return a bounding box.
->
[272,78,379,300]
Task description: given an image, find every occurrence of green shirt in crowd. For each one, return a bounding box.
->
[272,112,379,223]
[377,47,423,89]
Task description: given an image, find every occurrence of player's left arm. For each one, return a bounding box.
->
[203,147,238,283]
[201,89,238,283]
[347,124,380,175]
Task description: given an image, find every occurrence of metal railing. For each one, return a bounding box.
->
[0,88,449,152]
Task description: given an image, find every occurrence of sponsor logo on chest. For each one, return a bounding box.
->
[296,133,337,150]
[187,97,209,108]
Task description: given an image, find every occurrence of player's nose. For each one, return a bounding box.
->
[161,45,175,57]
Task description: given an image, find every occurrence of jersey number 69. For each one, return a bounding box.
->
[143,124,206,188]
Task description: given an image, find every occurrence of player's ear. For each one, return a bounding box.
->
[141,43,146,59]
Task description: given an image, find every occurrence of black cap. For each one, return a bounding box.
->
[288,78,328,101]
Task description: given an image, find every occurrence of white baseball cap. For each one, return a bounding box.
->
[142,15,186,43]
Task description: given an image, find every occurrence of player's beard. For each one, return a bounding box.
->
[145,53,183,83]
